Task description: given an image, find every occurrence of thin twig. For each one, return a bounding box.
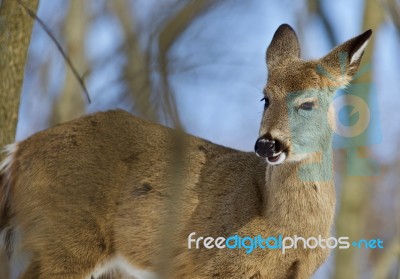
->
[17,0,91,104]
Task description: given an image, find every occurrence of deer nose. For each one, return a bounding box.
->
[254,137,280,158]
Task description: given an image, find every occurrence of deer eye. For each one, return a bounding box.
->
[260,97,270,109]
[299,101,314,111]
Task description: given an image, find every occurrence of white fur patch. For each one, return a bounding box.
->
[287,152,311,162]
[91,256,157,279]
[350,40,369,65]
[0,143,22,279]
[0,143,18,174]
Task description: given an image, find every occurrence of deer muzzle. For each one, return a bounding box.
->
[254,136,286,165]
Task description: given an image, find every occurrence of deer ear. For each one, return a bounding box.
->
[266,24,300,69]
[321,29,372,79]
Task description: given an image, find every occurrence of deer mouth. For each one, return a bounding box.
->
[266,151,286,165]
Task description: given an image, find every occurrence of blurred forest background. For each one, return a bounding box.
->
[0,0,399,278]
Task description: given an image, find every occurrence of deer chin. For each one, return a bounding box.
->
[286,151,313,163]
[266,151,286,165]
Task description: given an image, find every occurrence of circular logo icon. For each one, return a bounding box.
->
[328,95,370,138]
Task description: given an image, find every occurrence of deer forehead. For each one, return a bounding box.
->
[265,62,327,98]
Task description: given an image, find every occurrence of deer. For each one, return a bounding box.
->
[0,24,371,279]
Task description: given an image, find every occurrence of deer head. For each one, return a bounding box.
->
[255,24,372,166]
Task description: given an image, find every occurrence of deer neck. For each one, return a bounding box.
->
[263,142,335,237]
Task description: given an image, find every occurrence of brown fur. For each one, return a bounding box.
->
[0,24,371,278]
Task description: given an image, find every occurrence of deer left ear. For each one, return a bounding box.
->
[321,29,372,81]
[267,24,301,69]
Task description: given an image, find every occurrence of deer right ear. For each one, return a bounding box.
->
[266,24,300,69]
[320,29,372,83]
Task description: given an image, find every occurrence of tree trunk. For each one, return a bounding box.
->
[0,0,39,148]
[51,0,87,125]
[333,1,383,278]
[0,0,39,277]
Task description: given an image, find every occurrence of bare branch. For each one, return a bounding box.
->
[17,0,92,104]
[51,0,89,124]
[307,0,337,46]
[111,0,159,122]
[381,0,400,34]
[157,0,216,128]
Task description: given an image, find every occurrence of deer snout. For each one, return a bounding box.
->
[254,136,281,158]
[255,135,287,165]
